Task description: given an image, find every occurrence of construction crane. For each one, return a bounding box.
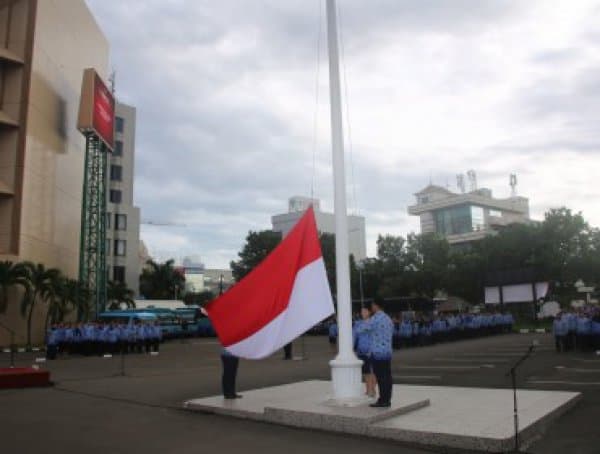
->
[141,220,187,227]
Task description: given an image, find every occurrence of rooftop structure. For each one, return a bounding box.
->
[407,183,530,245]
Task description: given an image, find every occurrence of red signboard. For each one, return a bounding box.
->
[92,73,115,150]
[77,68,115,151]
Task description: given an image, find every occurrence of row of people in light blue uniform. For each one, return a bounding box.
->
[391,312,514,348]
[553,309,600,352]
[46,321,162,359]
[343,311,514,350]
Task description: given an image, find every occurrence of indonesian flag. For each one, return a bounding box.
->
[205,206,334,359]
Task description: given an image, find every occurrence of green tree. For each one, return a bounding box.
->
[139,259,185,300]
[107,280,135,310]
[20,262,61,348]
[230,230,282,281]
[0,261,30,314]
[45,277,81,329]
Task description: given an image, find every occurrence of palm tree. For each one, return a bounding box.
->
[107,280,135,310]
[20,262,61,348]
[45,277,80,329]
[139,259,185,300]
[0,261,30,314]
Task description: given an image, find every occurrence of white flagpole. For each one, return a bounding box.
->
[326,0,362,400]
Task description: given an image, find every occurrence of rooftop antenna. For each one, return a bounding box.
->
[467,169,477,192]
[510,173,518,197]
[456,174,466,194]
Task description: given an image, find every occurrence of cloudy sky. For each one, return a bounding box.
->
[86,0,600,268]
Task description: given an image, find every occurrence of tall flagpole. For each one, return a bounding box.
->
[326,0,363,400]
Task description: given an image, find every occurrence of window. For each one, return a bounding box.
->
[115,214,127,230]
[113,140,123,156]
[110,165,122,181]
[489,209,502,218]
[114,239,126,256]
[420,196,429,204]
[110,190,122,204]
[106,239,111,256]
[113,266,125,283]
[115,116,124,133]
[106,212,111,228]
[434,205,485,236]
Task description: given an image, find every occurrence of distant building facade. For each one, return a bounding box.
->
[271,196,367,261]
[105,102,141,295]
[407,184,530,245]
[0,0,110,346]
[180,256,234,295]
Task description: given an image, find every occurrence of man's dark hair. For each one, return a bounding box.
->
[370,295,385,311]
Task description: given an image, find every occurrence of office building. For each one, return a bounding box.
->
[105,102,141,295]
[0,0,109,346]
[407,183,530,245]
[271,196,367,261]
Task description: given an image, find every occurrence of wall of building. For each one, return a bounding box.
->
[106,102,140,296]
[272,202,367,261]
[0,0,109,346]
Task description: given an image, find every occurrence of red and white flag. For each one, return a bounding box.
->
[205,207,334,359]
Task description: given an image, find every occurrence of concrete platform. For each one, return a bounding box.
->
[184,380,581,452]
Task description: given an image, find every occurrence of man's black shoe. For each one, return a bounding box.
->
[224,394,243,399]
[369,401,391,408]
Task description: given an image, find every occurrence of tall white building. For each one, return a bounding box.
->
[407,184,530,245]
[271,196,367,261]
[106,102,141,294]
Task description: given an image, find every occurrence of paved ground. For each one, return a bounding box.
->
[1,333,598,454]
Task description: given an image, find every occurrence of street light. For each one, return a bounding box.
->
[356,259,365,308]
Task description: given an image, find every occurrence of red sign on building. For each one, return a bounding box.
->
[77,68,115,151]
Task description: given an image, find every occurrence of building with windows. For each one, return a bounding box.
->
[271,196,367,261]
[0,0,110,346]
[407,184,530,245]
[105,102,141,294]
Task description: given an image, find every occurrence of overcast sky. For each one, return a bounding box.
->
[86,0,600,268]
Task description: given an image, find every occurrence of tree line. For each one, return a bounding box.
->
[0,261,134,347]
[230,207,600,306]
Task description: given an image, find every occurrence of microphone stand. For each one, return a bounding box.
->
[505,342,537,453]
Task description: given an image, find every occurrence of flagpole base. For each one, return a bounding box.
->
[329,357,363,400]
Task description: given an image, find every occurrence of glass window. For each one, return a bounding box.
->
[489,209,502,217]
[115,117,124,133]
[113,140,123,156]
[114,239,126,256]
[106,212,111,228]
[420,196,429,204]
[106,239,111,256]
[471,206,485,231]
[110,190,122,204]
[110,165,122,181]
[115,214,127,230]
[113,266,125,283]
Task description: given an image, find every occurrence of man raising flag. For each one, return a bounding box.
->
[203,206,334,360]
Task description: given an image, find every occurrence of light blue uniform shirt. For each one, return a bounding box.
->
[352,320,371,356]
[328,323,338,338]
[364,311,394,360]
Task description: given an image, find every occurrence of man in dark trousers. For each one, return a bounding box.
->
[365,297,394,408]
[283,342,293,360]
[221,347,242,399]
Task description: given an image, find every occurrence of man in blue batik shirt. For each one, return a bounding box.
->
[363,297,394,408]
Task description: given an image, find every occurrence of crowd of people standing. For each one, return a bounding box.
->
[553,307,600,352]
[45,321,162,359]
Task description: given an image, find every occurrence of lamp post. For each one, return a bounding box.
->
[357,260,365,308]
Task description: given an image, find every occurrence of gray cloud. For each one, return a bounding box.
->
[85,0,600,266]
